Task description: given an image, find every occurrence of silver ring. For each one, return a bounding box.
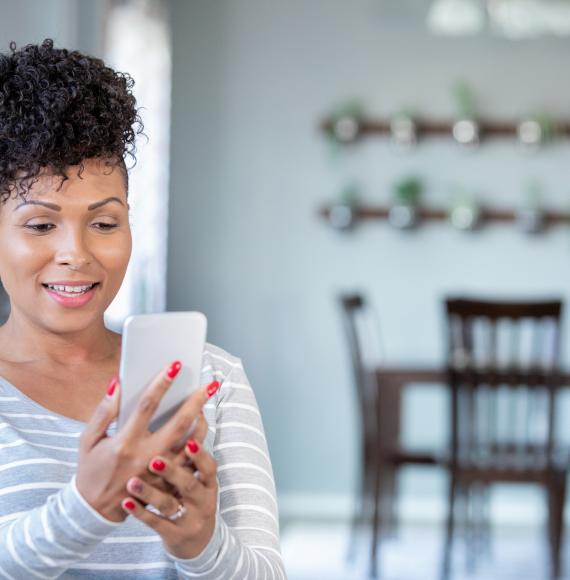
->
[167,502,187,521]
[146,502,187,521]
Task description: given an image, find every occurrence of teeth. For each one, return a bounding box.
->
[47,284,95,293]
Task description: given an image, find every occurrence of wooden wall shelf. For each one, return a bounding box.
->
[320,118,570,140]
[319,204,570,228]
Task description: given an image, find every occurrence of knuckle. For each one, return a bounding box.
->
[138,395,158,415]
[184,395,201,414]
[171,420,189,440]
[113,441,133,462]
[183,477,197,496]
[195,418,208,439]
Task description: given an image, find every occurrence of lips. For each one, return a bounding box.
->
[42,281,100,309]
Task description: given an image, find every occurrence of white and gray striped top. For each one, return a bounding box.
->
[0,343,286,579]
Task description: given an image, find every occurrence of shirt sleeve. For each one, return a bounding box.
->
[172,359,287,579]
[0,475,121,579]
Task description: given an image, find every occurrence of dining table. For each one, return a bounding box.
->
[374,365,570,465]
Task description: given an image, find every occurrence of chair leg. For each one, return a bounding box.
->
[465,482,487,573]
[382,468,398,538]
[370,460,383,579]
[547,473,566,580]
[464,483,477,575]
[442,473,458,580]
[480,483,492,560]
[347,447,373,563]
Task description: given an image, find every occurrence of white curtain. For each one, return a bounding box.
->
[104,0,171,329]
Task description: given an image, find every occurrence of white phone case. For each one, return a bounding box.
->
[118,311,207,432]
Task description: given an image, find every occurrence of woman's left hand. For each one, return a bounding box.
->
[121,438,218,559]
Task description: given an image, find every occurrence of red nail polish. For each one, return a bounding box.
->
[207,380,220,397]
[187,439,199,453]
[106,376,118,397]
[167,360,182,379]
[129,478,143,494]
[124,499,136,511]
[151,458,166,472]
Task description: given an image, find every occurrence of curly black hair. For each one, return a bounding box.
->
[0,38,143,202]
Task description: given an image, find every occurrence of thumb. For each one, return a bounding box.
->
[81,376,120,450]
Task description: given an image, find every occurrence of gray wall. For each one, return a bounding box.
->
[4,0,569,514]
[168,0,570,510]
[0,0,105,56]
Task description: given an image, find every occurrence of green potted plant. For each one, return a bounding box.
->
[516,180,545,234]
[449,188,481,231]
[517,112,555,150]
[328,183,361,231]
[452,81,479,148]
[388,176,424,229]
[328,100,365,145]
[390,109,418,151]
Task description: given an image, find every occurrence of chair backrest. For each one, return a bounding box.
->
[445,297,564,469]
[338,294,382,444]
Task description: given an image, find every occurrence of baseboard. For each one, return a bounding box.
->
[277,493,551,527]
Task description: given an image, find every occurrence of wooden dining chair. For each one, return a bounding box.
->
[339,294,385,577]
[442,297,566,579]
[339,293,441,578]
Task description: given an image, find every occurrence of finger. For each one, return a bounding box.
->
[126,477,181,517]
[167,414,200,454]
[80,376,120,450]
[120,360,182,440]
[121,497,173,535]
[148,455,203,501]
[152,380,219,451]
[185,439,218,489]
[138,471,179,495]
[193,411,209,443]
[171,413,208,468]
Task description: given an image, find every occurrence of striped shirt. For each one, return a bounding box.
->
[0,343,286,579]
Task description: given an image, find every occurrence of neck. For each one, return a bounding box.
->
[0,310,117,366]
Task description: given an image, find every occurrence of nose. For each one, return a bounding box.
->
[55,228,93,270]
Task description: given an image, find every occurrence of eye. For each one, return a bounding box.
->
[24,223,55,233]
[92,222,119,231]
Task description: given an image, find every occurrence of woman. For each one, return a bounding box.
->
[0,39,285,579]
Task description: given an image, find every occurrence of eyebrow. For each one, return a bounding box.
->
[14,197,126,212]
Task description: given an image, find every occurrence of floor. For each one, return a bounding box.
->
[281,522,565,580]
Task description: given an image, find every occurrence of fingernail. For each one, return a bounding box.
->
[167,360,182,379]
[207,380,220,397]
[186,439,199,453]
[150,458,166,472]
[123,499,136,511]
[128,478,143,494]
[106,376,118,398]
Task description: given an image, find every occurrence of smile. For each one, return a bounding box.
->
[41,282,100,308]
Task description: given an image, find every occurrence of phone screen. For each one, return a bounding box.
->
[118,311,207,432]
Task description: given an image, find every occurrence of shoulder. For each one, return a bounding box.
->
[201,342,244,383]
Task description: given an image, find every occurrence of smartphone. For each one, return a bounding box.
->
[117,311,207,433]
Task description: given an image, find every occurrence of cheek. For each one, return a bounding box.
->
[0,235,50,289]
[97,233,132,277]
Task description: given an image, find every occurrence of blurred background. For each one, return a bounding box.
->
[4,1,570,578]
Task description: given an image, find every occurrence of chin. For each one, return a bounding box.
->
[39,311,104,335]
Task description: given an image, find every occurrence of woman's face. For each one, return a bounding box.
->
[0,158,132,335]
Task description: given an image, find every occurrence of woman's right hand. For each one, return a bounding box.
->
[75,361,219,522]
